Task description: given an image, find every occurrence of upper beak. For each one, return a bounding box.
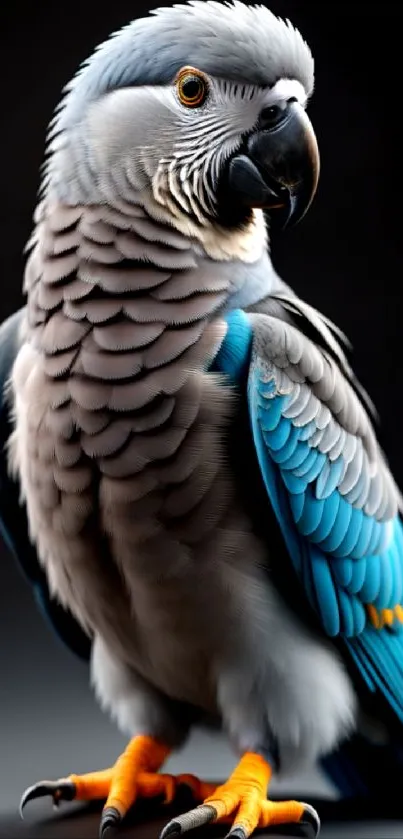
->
[227,101,320,227]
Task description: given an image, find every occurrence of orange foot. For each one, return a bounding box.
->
[20,735,217,839]
[160,753,320,839]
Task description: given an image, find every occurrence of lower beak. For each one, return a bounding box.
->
[227,101,320,227]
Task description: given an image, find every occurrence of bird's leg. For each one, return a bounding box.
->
[20,734,217,838]
[160,752,320,839]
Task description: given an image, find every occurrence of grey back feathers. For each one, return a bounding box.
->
[53,1,314,135]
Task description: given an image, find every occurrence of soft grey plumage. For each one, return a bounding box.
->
[8,2,377,837]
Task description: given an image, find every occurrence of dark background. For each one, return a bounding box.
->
[1,1,402,835]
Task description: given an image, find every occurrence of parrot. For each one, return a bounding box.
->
[2,1,403,837]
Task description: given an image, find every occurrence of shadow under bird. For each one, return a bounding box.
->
[1,1,403,837]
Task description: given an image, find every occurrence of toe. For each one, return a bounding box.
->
[259,800,320,837]
[20,779,76,816]
[226,788,261,839]
[138,772,177,804]
[70,769,113,800]
[160,774,177,805]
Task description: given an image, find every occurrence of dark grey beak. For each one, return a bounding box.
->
[227,101,320,227]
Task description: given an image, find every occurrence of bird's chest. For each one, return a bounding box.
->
[118,565,220,708]
[102,479,274,713]
[13,321,268,709]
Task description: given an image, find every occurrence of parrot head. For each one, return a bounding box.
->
[45,1,319,248]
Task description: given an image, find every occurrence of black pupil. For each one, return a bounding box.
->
[262,105,282,122]
[182,77,203,100]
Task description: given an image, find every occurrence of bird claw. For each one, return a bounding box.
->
[99,805,122,839]
[297,803,321,838]
[159,798,320,839]
[160,804,217,839]
[19,779,76,818]
[224,829,247,839]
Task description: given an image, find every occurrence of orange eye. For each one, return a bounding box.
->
[176,67,208,108]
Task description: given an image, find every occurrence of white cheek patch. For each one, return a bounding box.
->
[265,78,307,107]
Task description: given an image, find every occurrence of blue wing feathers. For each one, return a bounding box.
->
[269,425,301,463]
[260,395,284,432]
[311,549,341,636]
[336,589,355,638]
[316,455,344,499]
[311,492,341,543]
[282,468,306,495]
[297,420,317,441]
[333,558,354,589]
[293,446,318,477]
[319,496,352,551]
[280,439,311,470]
[332,507,365,558]
[214,309,403,725]
[359,554,381,603]
[298,492,325,536]
[350,596,367,635]
[350,514,374,559]
[251,349,403,719]
[373,552,393,610]
[346,556,367,595]
[289,490,305,522]
[264,416,291,450]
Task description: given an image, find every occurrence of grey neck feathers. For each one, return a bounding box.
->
[44,125,269,266]
[27,195,277,315]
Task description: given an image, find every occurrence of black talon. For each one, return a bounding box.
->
[99,806,122,839]
[19,780,76,818]
[300,804,321,838]
[225,829,248,839]
[159,823,182,839]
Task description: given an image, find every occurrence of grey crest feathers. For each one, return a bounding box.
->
[51,1,314,136]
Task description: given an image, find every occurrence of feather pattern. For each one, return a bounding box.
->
[8,195,237,696]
